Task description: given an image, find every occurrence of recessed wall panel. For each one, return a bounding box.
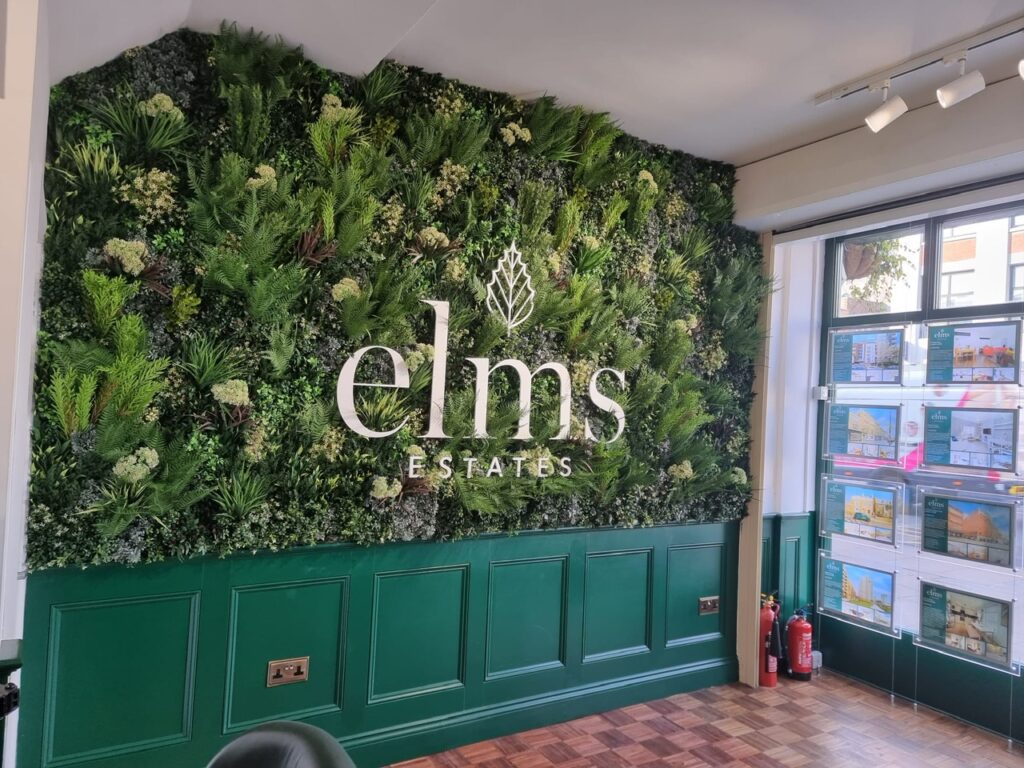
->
[583,550,652,662]
[224,578,347,731]
[44,593,199,766]
[369,565,468,702]
[486,557,567,679]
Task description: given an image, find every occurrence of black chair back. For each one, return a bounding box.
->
[206,720,357,768]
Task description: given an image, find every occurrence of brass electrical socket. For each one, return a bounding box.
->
[267,656,309,687]
[698,596,720,615]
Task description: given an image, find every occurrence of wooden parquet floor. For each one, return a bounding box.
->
[391,673,1023,768]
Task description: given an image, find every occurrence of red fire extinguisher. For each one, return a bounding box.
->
[786,608,813,681]
[759,595,781,687]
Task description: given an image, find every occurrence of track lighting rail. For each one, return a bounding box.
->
[813,14,1024,105]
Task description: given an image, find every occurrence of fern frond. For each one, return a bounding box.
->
[82,271,139,337]
[264,322,296,378]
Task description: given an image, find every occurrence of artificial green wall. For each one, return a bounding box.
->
[18,522,738,768]
[30,25,768,570]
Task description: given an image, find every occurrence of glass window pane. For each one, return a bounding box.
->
[837,228,924,317]
[938,210,1024,308]
[1012,265,1024,302]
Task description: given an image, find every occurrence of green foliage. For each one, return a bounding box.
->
[553,196,583,255]
[309,107,365,173]
[517,180,556,250]
[91,439,209,537]
[212,465,269,521]
[30,28,764,569]
[525,96,582,163]
[223,84,275,159]
[48,368,99,437]
[92,97,192,166]
[601,192,629,237]
[181,336,243,388]
[358,61,406,113]
[396,111,490,170]
[572,239,612,275]
[82,271,139,337]
[213,21,302,94]
[52,142,123,199]
[708,253,774,361]
[169,284,201,326]
[264,322,296,378]
[100,353,168,417]
[575,112,622,189]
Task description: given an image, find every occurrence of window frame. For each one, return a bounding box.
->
[938,268,975,309]
[823,199,1024,330]
[1011,263,1024,303]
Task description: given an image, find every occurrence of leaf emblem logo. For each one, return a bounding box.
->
[486,242,535,331]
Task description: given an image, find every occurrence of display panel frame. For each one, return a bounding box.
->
[825,403,901,462]
[918,487,1018,569]
[819,474,903,546]
[917,581,1016,673]
[925,319,1021,385]
[921,406,1019,473]
[828,326,906,386]
[817,552,898,636]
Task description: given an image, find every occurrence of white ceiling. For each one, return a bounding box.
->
[42,0,1024,165]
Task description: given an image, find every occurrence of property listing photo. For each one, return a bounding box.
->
[0,2,1023,768]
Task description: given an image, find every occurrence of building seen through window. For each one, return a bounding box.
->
[939,212,1024,309]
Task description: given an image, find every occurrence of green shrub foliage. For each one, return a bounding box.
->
[30,25,771,569]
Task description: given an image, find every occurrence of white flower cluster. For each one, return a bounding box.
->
[113,447,160,484]
[637,169,658,193]
[405,343,435,371]
[370,476,403,500]
[331,278,361,302]
[246,164,277,191]
[139,93,184,122]
[103,238,148,276]
[418,226,449,250]
[443,259,468,283]
[499,122,532,146]
[212,379,250,407]
[667,461,694,482]
[319,93,345,124]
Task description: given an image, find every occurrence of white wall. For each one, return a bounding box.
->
[0,0,49,761]
[759,239,824,515]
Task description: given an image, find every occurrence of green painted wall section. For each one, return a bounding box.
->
[819,616,1024,742]
[19,523,738,768]
[760,513,814,618]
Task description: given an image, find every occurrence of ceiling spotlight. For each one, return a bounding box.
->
[937,51,986,108]
[1019,58,1024,79]
[864,79,907,133]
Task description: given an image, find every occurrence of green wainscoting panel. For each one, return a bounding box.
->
[19,523,739,768]
[760,514,814,619]
[485,557,567,680]
[665,544,723,648]
[224,577,347,731]
[368,566,468,704]
[582,549,652,663]
[44,593,199,766]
